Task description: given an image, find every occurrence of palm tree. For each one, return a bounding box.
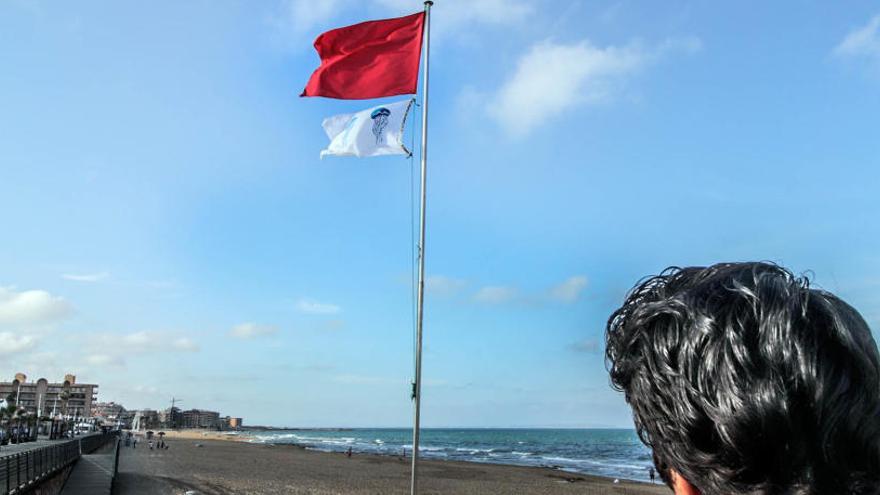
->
[3,399,15,422]
[0,405,7,432]
[59,390,70,413]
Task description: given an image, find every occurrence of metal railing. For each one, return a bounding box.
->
[111,438,121,492]
[0,440,79,495]
[80,433,116,455]
[0,433,117,495]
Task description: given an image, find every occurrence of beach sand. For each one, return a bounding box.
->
[158,429,257,442]
[115,434,670,494]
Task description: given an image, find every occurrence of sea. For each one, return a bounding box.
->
[245,428,654,482]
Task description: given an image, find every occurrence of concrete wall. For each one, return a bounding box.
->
[26,465,74,495]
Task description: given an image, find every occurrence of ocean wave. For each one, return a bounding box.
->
[243,429,653,482]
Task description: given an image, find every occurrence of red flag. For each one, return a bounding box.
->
[301,12,425,100]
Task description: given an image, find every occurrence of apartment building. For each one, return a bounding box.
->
[0,373,98,417]
[181,409,220,429]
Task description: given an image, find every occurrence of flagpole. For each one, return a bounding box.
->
[411,1,432,494]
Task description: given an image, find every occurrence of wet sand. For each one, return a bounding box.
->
[115,437,669,494]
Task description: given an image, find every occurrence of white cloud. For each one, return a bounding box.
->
[549,276,588,303]
[85,354,125,367]
[834,14,880,65]
[425,275,466,296]
[0,286,73,326]
[489,37,700,136]
[122,331,153,347]
[272,0,532,45]
[0,332,37,355]
[171,337,199,352]
[468,276,590,306]
[473,285,519,304]
[12,351,61,377]
[273,0,348,35]
[296,298,341,314]
[112,331,199,353]
[444,0,532,26]
[229,322,279,339]
[131,384,160,395]
[62,272,109,283]
[375,0,532,27]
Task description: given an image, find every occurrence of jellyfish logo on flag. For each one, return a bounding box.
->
[370,107,391,145]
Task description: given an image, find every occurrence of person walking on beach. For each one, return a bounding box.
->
[649,467,655,484]
[605,262,880,495]
[347,447,352,458]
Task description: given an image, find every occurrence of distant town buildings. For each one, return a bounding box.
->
[1,371,243,431]
[224,416,243,429]
[92,401,125,419]
[117,409,135,429]
[92,401,133,428]
[127,407,242,431]
[0,373,98,417]
[181,409,220,429]
[158,406,183,428]
[131,409,160,430]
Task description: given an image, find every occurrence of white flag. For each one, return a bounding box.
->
[320,98,414,158]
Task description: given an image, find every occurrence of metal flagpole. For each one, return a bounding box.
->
[411,1,432,494]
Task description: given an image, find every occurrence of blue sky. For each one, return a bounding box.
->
[1,0,879,427]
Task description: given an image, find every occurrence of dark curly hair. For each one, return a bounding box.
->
[605,262,880,494]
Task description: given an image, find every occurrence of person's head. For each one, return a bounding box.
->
[605,262,880,495]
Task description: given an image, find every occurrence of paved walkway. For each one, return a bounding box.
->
[60,442,118,495]
[0,437,69,458]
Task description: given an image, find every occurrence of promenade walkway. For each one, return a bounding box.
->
[60,440,118,495]
[0,437,66,458]
[0,433,116,495]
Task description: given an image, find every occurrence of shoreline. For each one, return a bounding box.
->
[150,428,657,487]
[116,436,669,494]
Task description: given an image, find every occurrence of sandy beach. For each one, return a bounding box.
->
[115,434,669,494]
[157,429,258,443]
